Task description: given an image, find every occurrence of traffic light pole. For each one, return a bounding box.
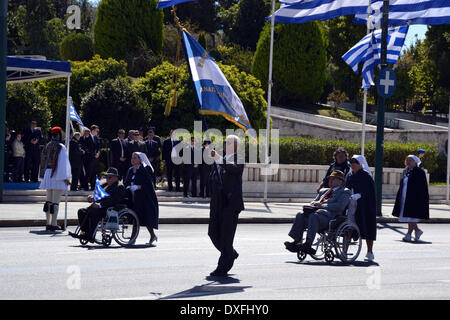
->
[374,0,389,216]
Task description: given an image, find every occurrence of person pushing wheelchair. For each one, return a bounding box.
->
[284,170,351,255]
[70,167,126,243]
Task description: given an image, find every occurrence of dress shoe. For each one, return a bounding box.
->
[284,241,299,253]
[49,225,63,231]
[210,269,228,277]
[45,225,51,231]
[300,244,316,255]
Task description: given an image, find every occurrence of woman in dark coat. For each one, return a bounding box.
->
[346,155,377,262]
[392,155,429,242]
[124,152,159,246]
[317,147,351,193]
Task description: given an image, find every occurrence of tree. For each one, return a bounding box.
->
[80,78,151,141]
[134,61,267,137]
[94,0,163,61]
[34,55,128,126]
[6,83,52,133]
[164,0,218,34]
[60,32,94,61]
[226,0,271,50]
[252,21,327,106]
[325,16,366,101]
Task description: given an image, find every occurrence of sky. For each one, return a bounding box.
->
[404,24,428,49]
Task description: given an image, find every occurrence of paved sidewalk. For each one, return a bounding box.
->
[0,200,449,227]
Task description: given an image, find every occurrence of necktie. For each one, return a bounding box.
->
[119,139,124,158]
[320,189,333,203]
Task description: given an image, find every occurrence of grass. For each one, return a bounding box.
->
[282,102,362,123]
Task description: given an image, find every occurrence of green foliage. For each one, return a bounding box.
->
[164,0,218,33]
[94,0,163,61]
[34,55,128,126]
[198,32,207,49]
[325,17,366,101]
[80,77,151,141]
[6,83,52,133]
[225,0,271,50]
[212,45,254,74]
[252,22,327,106]
[134,61,267,137]
[327,90,348,111]
[278,137,439,178]
[60,32,94,61]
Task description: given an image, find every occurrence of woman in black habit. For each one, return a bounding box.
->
[124,152,159,246]
[346,155,377,262]
[392,155,429,242]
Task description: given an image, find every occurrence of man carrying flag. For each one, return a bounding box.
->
[70,168,125,243]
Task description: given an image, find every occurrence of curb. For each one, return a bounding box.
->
[1,217,450,227]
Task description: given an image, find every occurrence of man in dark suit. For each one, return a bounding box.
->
[145,128,161,186]
[208,135,245,277]
[71,167,126,242]
[162,129,181,192]
[182,137,200,198]
[22,120,44,182]
[81,125,102,191]
[200,140,212,198]
[110,129,128,180]
[69,132,84,191]
[126,130,148,167]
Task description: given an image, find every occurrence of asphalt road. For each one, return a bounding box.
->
[1,223,450,300]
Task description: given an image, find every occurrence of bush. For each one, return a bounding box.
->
[278,137,439,177]
[134,61,267,137]
[34,55,128,127]
[60,32,94,61]
[6,83,52,133]
[94,0,163,61]
[80,77,151,141]
[214,45,254,74]
[252,21,327,106]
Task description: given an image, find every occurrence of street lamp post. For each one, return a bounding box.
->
[374,0,390,216]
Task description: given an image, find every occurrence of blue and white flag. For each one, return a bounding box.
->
[157,0,197,9]
[354,0,450,26]
[182,29,255,137]
[94,177,110,202]
[69,98,85,133]
[342,26,408,88]
[269,0,371,24]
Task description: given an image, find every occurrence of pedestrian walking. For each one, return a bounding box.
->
[346,155,377,262]
[124,152,159,246]
[39,127,71,231]
[317,147,351,193]
[392,155,429,242]
[208,135,244,277]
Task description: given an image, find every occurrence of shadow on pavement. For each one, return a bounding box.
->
[29,230,66,237]
[394,239,433,245]
[285,260,380,267]
[158,277,251,300]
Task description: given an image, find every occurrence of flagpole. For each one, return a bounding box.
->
[264,0,276,203]
[361,0,372,157]
[64,76,71,231]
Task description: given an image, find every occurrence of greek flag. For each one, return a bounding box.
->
[157,0,197,9]
[182,29,255,137]
[94,177,110,202]
[69,98,84,133]
[342,26,408,88]
[354,0,450,26]
[269,0,370,24]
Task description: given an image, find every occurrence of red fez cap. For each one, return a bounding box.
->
[51,126,62,134]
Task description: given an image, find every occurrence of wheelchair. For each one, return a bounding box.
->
[296,207,362,265]
[72,204,140,248]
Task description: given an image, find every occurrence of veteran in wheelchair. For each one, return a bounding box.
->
[69,167,140,247]
[284,170,362,264]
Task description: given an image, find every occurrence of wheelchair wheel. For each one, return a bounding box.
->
[324,250,334,263]
[310,234,326,261]
[334,221,362,264]
[113,208,140,247]
[102,234,112,247]
[297,250,307,262]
